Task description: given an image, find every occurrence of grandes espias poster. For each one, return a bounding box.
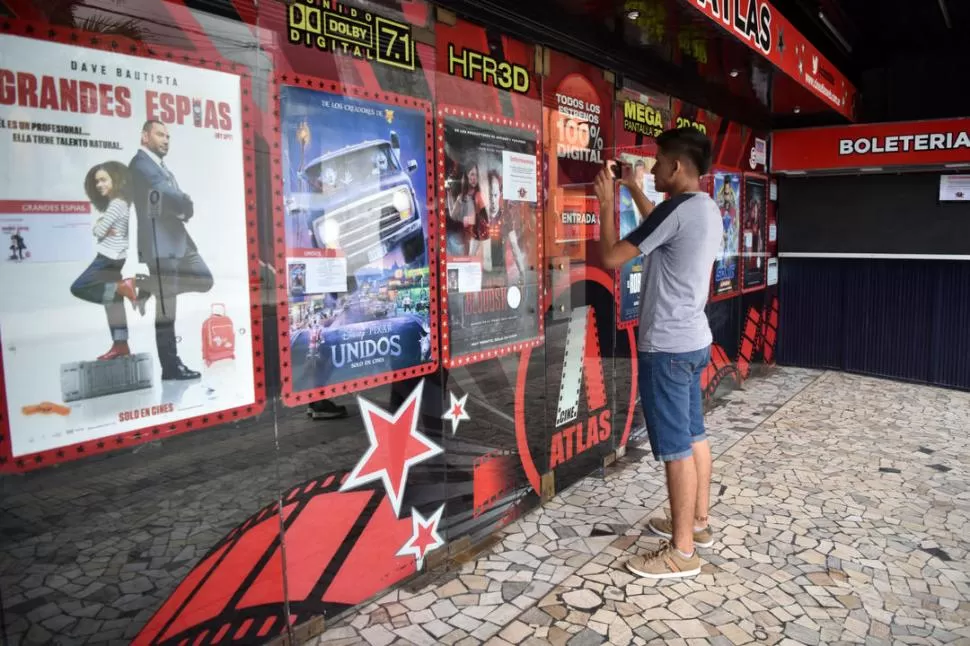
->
[0,35,256,462]
[279,85,436,402]
[441,115,542,366]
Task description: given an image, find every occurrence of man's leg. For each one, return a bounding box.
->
[176,249,214,295]
[150,261,180,372]
[666,456,698,555]
[689,346,713,530]
[627,351,701,579]
[692,438,712,529]
[646,346,715,547]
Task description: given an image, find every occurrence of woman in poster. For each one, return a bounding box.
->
[447,161,487,256]
[69,161,140,361]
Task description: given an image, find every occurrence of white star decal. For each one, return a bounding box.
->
[442,391,471,435]
[340,380,443,517]
[397,504,446,570]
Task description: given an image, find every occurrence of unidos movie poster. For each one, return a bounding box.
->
[617,153,664,324]
[712,172,741,297]
[742,176,767,290]
[0,35,255,460]
[279,86,434,397]
[442,117,540,364]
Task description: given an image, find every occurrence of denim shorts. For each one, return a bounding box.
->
[638,346,710,462]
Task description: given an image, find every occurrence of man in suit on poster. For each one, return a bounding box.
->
[129,120,214,380]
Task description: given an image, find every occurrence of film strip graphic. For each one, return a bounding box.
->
[762,297,779,365]
[553,306,607,429]
[737,296,780,380]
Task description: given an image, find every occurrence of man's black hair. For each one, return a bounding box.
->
[142,119,165,133]
[656,127,713,176]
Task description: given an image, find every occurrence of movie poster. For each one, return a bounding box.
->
[279,86,435,399]
[742,176,768,290]
[712,172,742,298]
[0,35,256,459]
[442,116,541,364]
[617,154,664,323]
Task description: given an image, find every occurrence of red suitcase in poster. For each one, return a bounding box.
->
[202,303,235,367]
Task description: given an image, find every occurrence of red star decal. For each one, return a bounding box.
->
[442,391,470,435]
[397,504,445,570]
[341,380,442,516]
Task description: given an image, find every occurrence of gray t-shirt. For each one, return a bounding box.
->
[623,191,722,354]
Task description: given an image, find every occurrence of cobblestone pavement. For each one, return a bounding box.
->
[312,369,970,646]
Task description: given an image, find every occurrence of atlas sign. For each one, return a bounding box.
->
[693,0,772,55]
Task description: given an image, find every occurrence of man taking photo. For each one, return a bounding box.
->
[593,127,722,579]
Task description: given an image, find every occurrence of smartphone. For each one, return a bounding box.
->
[609,160,629,179]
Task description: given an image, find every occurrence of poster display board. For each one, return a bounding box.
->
[711,172,742,299]
[440,108,542,367]
[277,81,437,403]
[741,175,768,291]
[0,31,262,469]
[614,87,670,328]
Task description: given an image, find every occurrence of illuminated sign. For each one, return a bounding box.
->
[286,0,415,71]
[623,100,664,137]
[446,44,531,94]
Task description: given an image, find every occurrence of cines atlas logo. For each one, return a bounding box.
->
[693,0,772,55]
[550,306,611,468]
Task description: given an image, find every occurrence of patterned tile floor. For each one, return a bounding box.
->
[311,369,970,646]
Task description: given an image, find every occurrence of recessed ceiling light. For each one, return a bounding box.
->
[793,106,801,114]
[729,69,740,78]
[626,10,640,20]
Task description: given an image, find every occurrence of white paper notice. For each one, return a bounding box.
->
[767,258,779,286]
[448,261,482,293]
[770,181,778,201]
[939,175,970,201]
[289,257,347,294]
[503,151,537,203]
[744,231,753,248]
[769,224,777,242]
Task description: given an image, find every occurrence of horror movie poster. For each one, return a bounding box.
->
[441,116,541,365]
[0,35,257,462]
[279,85,435,401]
[712,172,742,298]
[742,175,768,291]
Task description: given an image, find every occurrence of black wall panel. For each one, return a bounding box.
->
[777,259,843,370]
[778,173,970,256]
[779,258,970,391]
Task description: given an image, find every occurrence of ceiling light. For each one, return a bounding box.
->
[818,11,852,53]
[729,69,740,78]
[793,106,801,114]
[626,10,640,20]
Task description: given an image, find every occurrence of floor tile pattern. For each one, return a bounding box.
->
[309,369,970,645]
